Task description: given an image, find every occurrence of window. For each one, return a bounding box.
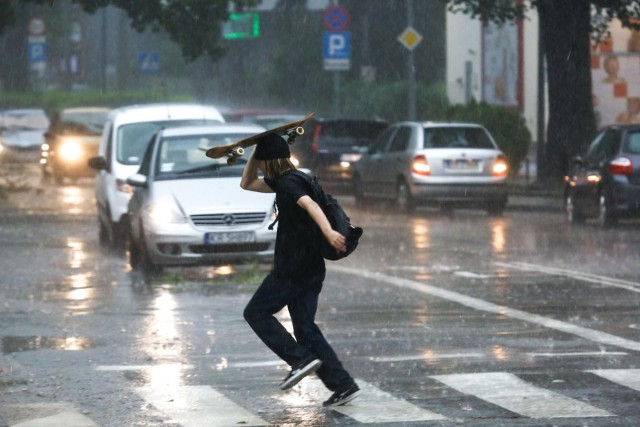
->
[624,131,640,154]
[423,127,495,149]
[388,127,411,152]
[585,128,621,163]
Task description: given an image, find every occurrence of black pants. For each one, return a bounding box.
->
[243,272,354,392]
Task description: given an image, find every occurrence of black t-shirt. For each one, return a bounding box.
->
[265,171,325,284]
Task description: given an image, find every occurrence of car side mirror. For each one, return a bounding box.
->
[126,173,147,188]
[87,156,108,171]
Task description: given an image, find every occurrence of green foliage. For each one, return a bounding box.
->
[0,90,194,116]
[435,101,532,177]
[341,81,449,122]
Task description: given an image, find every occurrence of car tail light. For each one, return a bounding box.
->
[412,155,431,176]
[311,124,322,153]
[492,154,508,177]
[608,157,633,175]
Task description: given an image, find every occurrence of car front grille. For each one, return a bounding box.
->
[190,212,266,226]
[189,242,271,254]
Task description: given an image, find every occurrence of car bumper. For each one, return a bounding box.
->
[144,224,276,267]
[611,179,640,217]
[410,181,508,205]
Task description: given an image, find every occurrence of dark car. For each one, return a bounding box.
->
[291,118,388,194]
[41,107,111,184]
[564,124,640,226]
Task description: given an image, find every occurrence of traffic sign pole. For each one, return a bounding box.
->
[322,4,352,118]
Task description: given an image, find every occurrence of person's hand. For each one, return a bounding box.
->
[325,229,346,253]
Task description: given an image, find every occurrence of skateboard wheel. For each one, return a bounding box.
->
[294,126,304,136]
[233,147,245,156]
[227,157,237,165]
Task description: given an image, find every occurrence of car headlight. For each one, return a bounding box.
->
[147,203,187,224]
[58,139,83,162]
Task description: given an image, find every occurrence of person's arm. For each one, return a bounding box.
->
[297,195,346,253]
[240,150,272,193]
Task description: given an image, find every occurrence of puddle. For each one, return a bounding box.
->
[2,336,95,353]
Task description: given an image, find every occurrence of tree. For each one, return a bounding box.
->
[444,0,640,182]
[0,0,259,62]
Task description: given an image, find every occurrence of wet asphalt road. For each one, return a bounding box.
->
[1,170,640,426]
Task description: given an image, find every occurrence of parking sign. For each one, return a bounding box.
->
[323,31,350,71]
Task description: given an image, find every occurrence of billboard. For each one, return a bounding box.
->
[482,20,523,109]
[591,20,640,128]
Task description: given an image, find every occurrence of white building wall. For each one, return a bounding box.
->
[446,9,542,142]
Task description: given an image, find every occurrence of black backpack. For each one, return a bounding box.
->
[270,171,363,260]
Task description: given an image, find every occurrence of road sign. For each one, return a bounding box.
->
[28,41,47,63]
[398,26,423,51]
[27,17,46,36]
[323,31,350,71]
[138,52,160,73]
[322,5,351,32]
[223,13,259,40]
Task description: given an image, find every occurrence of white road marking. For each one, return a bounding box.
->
[4,404,97,427]
[329,265,640,352]
[528,351,627,358]
[454,271,493,279]
[431,372,614,418]
[95,364,193,371]
[495,261,640,293]
[291,377,447,423]
[587,369,640,392]
[371,352,484,363]
[136,385,268,427]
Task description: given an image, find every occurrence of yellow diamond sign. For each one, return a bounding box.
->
[398,26,423,51]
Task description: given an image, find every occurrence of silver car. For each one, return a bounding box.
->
[353,122,509,214]
[126,123,276,275]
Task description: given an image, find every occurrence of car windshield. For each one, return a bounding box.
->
[155,132,257,179]
[0,109,49,132]
[116,119,220,165]
[423,127,495,149]
[624,130,640,155]
[315,121,388,147]
[60,110,110,134]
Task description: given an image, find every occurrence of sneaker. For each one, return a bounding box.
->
[278,358,322,390]
[322,383,361,406]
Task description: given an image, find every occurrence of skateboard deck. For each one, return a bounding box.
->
[205,112,315,164]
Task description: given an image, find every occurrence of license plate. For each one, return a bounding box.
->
[204,231,256,245]
[445,159,481,172]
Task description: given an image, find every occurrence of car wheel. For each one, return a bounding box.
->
[98,219,109,247]
[396,179,415,212]
[138,233,162,278]
[565,193,584,224]
[353,175,367,205]
[597,190,617,227]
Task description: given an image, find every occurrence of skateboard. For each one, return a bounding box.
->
[205,112,315,164]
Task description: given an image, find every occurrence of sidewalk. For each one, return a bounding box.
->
[507,178,564,212]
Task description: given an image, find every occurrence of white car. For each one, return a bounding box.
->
[353,122,509,215]
[126,123,276,275]
[0,108,50,162]
[88,103,225,251]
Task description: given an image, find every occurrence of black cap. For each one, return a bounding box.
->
[254,133,290,160]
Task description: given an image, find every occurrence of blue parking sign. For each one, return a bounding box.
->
[323,31,350,60]
[28,42,47,63]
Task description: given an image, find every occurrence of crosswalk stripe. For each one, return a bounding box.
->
[135,385,268,427]
[588,369,640,391]
[287,377,448,423]
[431,372,614,419]
[4,404,97,427]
